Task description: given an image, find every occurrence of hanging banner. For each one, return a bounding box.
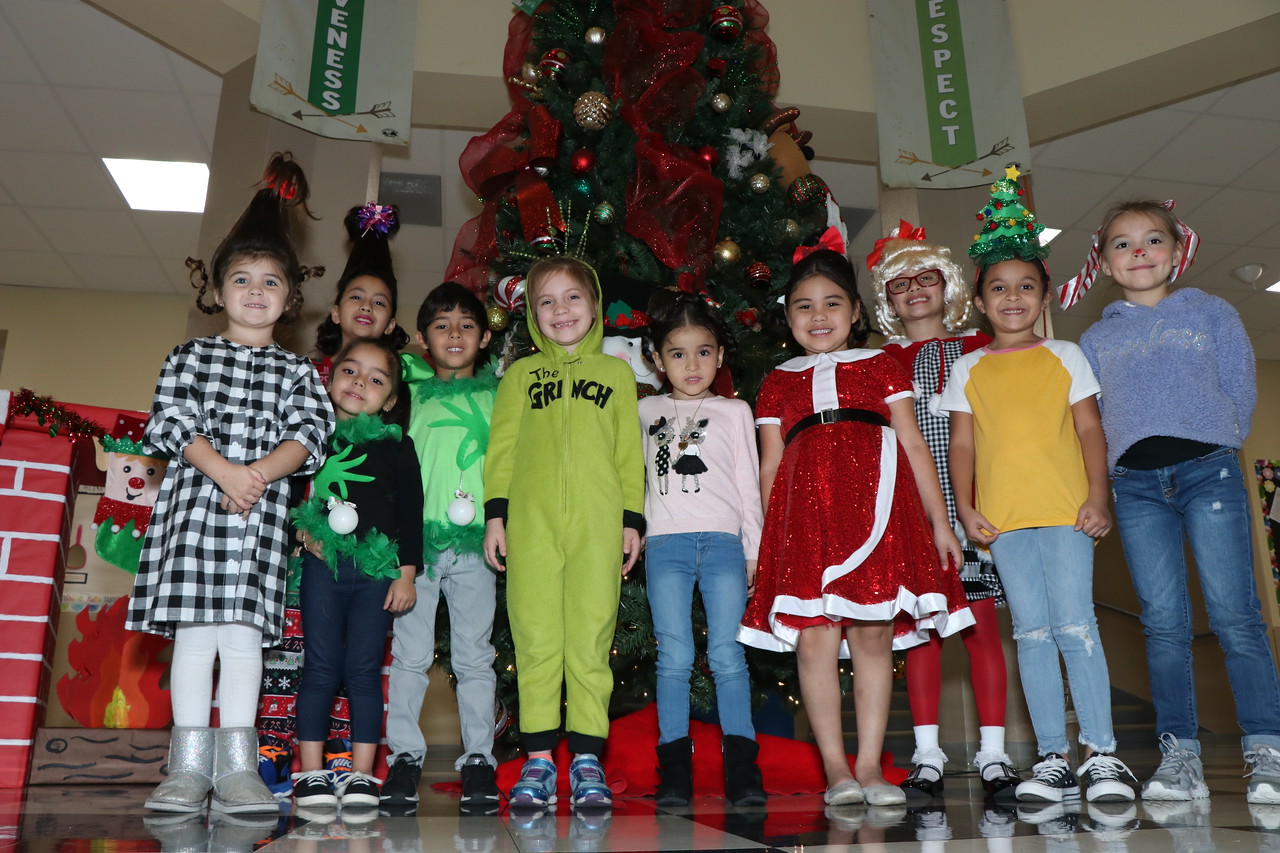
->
[868,0,1031,188]
[250,0,416,145]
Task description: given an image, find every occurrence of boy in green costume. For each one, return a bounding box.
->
[382,283,501,811]
[484,257,645,809]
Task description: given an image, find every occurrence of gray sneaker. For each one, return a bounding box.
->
[1246,744,1280,804]
[1142,734,1208,801]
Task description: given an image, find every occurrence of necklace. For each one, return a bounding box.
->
[671,392,711,449]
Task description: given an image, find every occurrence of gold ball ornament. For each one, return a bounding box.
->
[710,93,732,113]
[585,26,607,45]
[521,62,540,86]
[486,305,510,332]
[574,91,613,131]
[749,173,771,194]
[592,201,616,225]
[714,238,741,266]
[776,218,801,242]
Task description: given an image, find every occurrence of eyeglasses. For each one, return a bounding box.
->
[887,269,943,294]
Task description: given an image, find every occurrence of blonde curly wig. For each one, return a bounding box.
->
[869,237,973,339]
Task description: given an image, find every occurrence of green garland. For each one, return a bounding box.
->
[332,411,401,446]
[290,497,402,581]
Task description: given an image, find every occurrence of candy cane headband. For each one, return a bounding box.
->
[1058,200,1200,310]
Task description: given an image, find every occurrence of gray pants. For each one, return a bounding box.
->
[385,548,498,770]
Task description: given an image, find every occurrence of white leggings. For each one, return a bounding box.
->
[170,622,264,728]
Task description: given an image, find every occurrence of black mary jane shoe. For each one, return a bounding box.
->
[980,761,1021,802]
[899,763,944,801]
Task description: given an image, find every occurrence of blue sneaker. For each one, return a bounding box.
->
[257,738,293,798]
[509,757,558,807]
[569,754,612,807]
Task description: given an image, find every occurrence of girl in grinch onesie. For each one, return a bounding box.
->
[484,257,645,810]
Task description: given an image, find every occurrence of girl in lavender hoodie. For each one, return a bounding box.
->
[1075,200,1280,805]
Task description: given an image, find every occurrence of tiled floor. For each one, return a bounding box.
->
[4,741,1280,852]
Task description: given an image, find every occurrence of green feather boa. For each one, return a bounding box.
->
[290,486,402,582]
[411,359,499,403]
[333,411,401,446]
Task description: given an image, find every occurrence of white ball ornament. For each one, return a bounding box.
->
[326,498,359,535]
[447,491,476,526]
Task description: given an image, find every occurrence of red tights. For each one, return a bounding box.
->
[904,596,1006,726]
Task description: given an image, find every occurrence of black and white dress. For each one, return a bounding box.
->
[126,336,333,645]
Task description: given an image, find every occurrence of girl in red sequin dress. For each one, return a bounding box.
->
[738,250,973,807]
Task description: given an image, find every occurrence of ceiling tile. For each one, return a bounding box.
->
[1070,178,1220,236]
[6,0,178,91]
[0,6,40,84]
[63,253,173,293]
[1199,285,1259,307]
[1254,220,1280,251]
[189,94,221,152]
[1033,109,1197,175]
[1025,167,1125,231]
[0,151,122,209]
[1164,87,1227,114]
[1208,73,1280,122]
[1251,329,1280,361]
[27,208,149,256]
[1234,148,1280,194]
[59,88,209,161]
[168,52,221,98]
[1137,114,1280,186]
[1230,292,1280,333]
[0,83,85,152]
[1189,188,1280,246]
[0,204,54,252]
[0,248,81,288]
[132,211,203,260]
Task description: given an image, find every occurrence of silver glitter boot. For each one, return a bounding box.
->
[145,726,214,812]
[211,727,279,814]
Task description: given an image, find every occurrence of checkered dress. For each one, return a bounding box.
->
[126,337,333,644]
[891,335,1005,605]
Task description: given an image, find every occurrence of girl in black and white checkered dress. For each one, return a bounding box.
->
[127,154,334,816]
[869,227,1020,803]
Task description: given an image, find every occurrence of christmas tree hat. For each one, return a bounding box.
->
[968,164,1048,268]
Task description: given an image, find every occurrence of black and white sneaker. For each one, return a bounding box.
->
[380,754,421,806]
[336,772,381,808]
[292,769,337,808]
[1016,754,1080,802]
[460,754,500,806]
[1078,753,1137,802]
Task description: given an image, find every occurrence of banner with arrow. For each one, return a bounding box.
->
[868,0,1031,189]
[250,0,415,145]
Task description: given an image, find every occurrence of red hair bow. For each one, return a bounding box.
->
[865,220,927,270]
[792,226,846,265]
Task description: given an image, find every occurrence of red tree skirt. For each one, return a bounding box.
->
[433,702,905,798]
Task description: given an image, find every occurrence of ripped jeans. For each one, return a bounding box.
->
[989,525,1116,756]
[1113,447,1280,755]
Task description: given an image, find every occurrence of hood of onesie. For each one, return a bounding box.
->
[526,262,606,364]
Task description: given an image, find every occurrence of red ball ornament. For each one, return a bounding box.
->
[706,57,727,77]
[711,5,744,40]
[494,275,526,312]
[539,48,570,80]
[746,261,771,285]
[1018,188,1026,196]
[735,308,759,328]
[570,149,596,175]
[994,201,1003,210]
[698,145,720,168]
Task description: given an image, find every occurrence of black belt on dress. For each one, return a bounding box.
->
[785,407,890,445]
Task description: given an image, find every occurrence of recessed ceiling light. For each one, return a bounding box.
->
[103,158,208,213]
[1038,227,1061,246]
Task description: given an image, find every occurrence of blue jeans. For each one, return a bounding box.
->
[1112,447,1280,754]
[296,554,393,745]
[645,532,754,743]
[989,526,1116,756]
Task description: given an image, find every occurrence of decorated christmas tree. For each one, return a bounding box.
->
[439,0,848,739]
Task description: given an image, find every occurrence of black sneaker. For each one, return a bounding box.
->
[460,754,500,805]
[1016,754,1080,802]
[381,754,421,806]
[336,771,381,808]
[292,769,337,808]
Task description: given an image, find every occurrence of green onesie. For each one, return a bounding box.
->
[484,269,644,756]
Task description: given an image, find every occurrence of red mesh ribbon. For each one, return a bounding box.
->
[501,8,538,106]
[613,0,709,29]
[626,131,723,274]
[459,105,563,244]
[443,206,498,300]
[604,13,705,133]
[740,0,778,97]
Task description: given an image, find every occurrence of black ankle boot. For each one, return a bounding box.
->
[655,737,693,806]
[722,735,767,806]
